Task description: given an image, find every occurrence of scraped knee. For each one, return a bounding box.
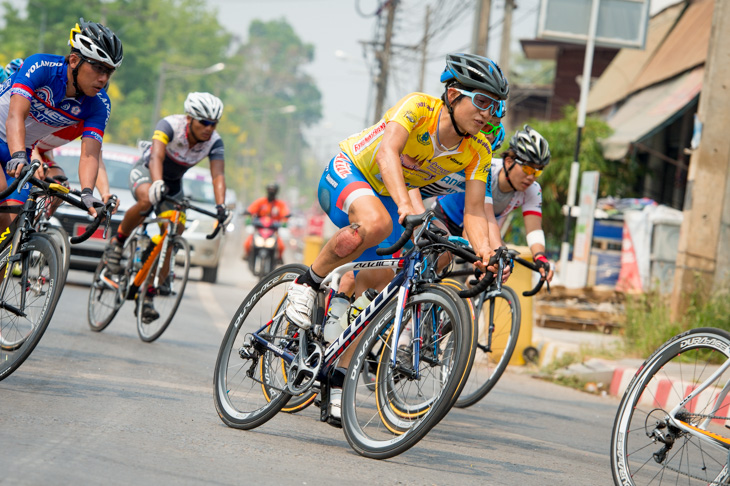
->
[334,223,364,258]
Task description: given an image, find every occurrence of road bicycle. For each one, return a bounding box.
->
[87,195,221,342]
[214,211,504,459]
[32,174,72,287]
[0,161,114,381]
[610,327,730,485]
[442,246,547,408]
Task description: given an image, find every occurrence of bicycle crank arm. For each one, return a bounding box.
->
[0,301,27,318]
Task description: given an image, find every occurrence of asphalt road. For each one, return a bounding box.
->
[0,235,621,485]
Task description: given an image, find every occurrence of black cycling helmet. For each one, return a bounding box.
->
[266,183,279,199]
[440,53,509,99]
[69,18,124,68]
[510,125,551,167]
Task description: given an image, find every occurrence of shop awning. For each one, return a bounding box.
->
[601,66,703,160]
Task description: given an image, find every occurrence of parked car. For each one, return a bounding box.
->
[51,143,226,283]
[50,141,139,271]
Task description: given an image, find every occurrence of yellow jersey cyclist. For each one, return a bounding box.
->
[102,92,229,323]
[285,52,510,332]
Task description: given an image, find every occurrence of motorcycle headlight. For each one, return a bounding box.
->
[254,234,266,247]
[264,237,277,248]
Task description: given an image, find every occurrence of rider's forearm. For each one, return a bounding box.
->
[212,176,226,206]
[148,155,164,181]
[376,149,411,209]
[6,112,27,155]
[78,156,99,191]
[408,188,427,213]
[95,159,111,195]
[463,212,493,260]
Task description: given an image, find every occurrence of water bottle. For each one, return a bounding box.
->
[323,293,350,343]
[339,288,378,329]
[133,233,151,270]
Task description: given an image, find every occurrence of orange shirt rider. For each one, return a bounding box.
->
[243,197,290,261]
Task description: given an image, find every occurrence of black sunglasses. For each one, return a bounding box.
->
[84,58,115,77]
[197,119,218,127]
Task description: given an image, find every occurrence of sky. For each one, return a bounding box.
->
[206,0,542,161]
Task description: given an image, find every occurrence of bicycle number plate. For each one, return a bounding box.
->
[74,224,106,240]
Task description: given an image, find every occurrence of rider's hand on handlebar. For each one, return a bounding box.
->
[534,253,553,283]
[216,204,231,226]
[102,193,120,214]
[397,203,419,225]
[80,188,104,217]
[148,180,166,205]
[7,151,28,178]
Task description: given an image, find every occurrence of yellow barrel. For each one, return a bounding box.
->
[303,236,324,266]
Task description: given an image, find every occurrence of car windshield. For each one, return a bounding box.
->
[183,177,216,204]
[52,154,134,189]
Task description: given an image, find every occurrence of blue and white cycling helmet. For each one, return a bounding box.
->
[440,53,509,99]
[4,58,23,79]
[492,124,506,152]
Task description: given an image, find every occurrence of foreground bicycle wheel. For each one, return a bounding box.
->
[0,235,62,381]
[611,327,730,486]
[87,236,136,332]
[136,236,190,342]
[455,285,520,408]
[39,225,70,287]
[341,284,472,459]
[214,264,307,430]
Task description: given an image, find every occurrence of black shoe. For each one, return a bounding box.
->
[135,299,160,323]
[158,275,173,296]
[103,238,123,274]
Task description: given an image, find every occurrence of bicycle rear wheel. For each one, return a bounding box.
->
[341,284,473,459]
[214,264,307,429]
[455,285,520,408]
[87,236,135,332]
[611,327,730,486]
[136,236,190,342]
[0,235,62,381]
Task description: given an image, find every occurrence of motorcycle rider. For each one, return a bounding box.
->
[243,183,290,265]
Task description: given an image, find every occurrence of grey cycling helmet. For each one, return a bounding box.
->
[510,125,551,167]
[69,18,123,68]
[184,92,224,121]
[440,53,509,99]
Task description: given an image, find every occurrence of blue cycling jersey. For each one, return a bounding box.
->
[0,53,111,148]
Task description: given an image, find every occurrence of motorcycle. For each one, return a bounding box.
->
[247,216,282,278]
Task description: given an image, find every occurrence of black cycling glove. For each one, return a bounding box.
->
[80,188,104,211]
[216,204,230,225]
[6,151,28,174]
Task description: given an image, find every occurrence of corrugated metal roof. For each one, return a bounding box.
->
[632,0,713,90]
[587,2,686,112]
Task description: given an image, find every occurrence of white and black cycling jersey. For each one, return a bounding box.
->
[143,114,225,183]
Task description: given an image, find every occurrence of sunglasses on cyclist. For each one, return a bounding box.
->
[481,121,502,136]
[197,119,219,127]
[453,88,505,118]
[84,58,115,77]
[514,158,543,177]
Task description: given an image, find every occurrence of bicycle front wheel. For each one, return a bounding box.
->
[341,283,473,459]
[136,236,190,342]
[0,235,62,381]
[455,285,520,408]
[87,236,135,332]
[611,327,730,486]
[214,264,307,430]
[40,225,70,287]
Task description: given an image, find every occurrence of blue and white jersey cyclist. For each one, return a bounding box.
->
[429,125,555,283]
[0,18,122,222]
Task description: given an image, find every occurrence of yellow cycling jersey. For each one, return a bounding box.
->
[339,92,493,196]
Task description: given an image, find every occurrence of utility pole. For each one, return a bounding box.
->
[671,0,730,317]
[373,0,398,124]
[418,5,431,93]
[499,0,515,129]
[472,0,491,56]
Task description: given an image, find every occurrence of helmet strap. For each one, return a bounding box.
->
[442,91,467,138]
[71,58,86,99]
[186,119,203,145]
[503,160,519,192]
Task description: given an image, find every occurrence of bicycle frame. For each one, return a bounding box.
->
[127,210,183,295]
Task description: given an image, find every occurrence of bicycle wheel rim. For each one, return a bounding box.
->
[455,286,520,408]
[611,327,730,486]
[136,236,190,342]
[214,264,307,429]
[87,240,131,332]
[0,236,61,381]
[342,285,471,459]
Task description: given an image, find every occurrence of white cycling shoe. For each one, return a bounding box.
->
[285,281,316,329]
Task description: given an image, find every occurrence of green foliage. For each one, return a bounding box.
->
[0,1,323,207]
[512,105,633,249]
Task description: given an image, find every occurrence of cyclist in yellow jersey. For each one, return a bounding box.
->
[287,52,509,323]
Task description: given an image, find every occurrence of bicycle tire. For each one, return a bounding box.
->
[0,234,62,381]
[39,225,70,287]
[214,264,307,430]
[611,327,730,486]
[136,235,190,342]
[455,285,521,408]
[87,235,136,332]
[341,283,472,459]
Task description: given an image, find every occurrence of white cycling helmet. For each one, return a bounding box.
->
[510,125,551,167]
[68,18,123,68]
[184,92,224,121]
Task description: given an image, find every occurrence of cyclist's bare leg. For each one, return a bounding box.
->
[45,166,68,215]
[116,183,152,237]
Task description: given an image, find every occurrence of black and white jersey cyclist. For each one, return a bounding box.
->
[103,92,230,323]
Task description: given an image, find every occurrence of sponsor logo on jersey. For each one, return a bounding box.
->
[417,131,430,145]
[24,60,63,78]
[71,105,81,116]
[28,97,78,127]
[325,173,338,188]
[35,87,53,105]
[416,102,435,111]
[352,121,386,155]
[404,111,416,124]
[333,153,352,178]
[472,134,493,154]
